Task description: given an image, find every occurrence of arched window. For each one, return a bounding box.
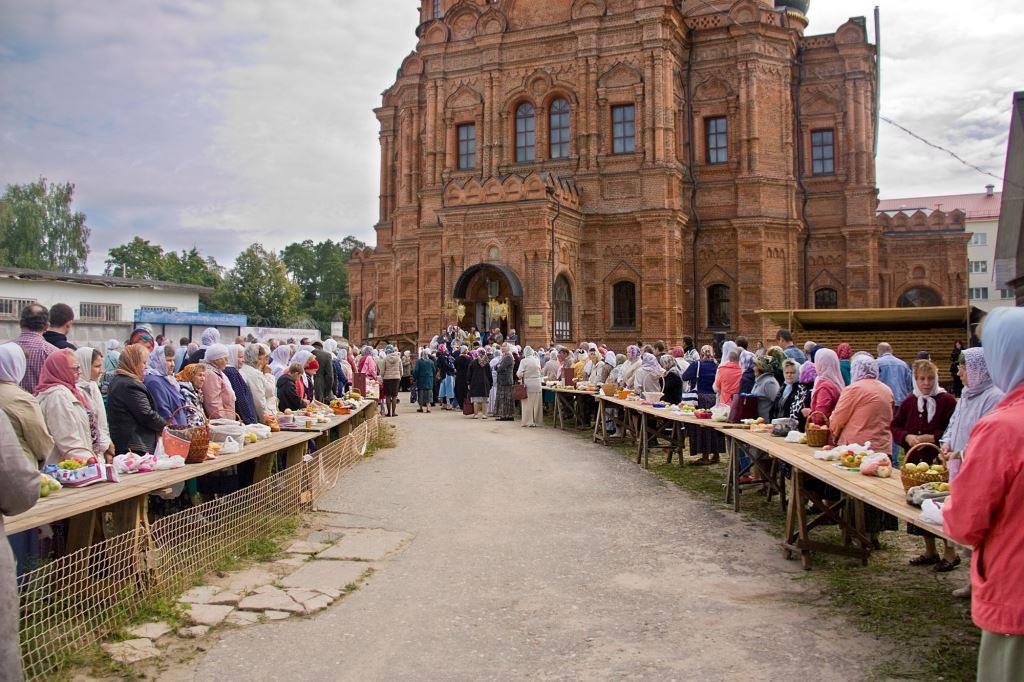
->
[897,286,942,308]
[554,275,572,341]
[814,287,839,309]
[364,305,376,339]
[612,281,637,329]
[707,284,730,328]
[515,103,536,163]
[549,99,570,159]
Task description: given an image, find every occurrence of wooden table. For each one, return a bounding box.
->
[278,401,375,447]
[4,430,316,552]
[542,386,599,430]
[723,428,951,568]
[597,396,746,469]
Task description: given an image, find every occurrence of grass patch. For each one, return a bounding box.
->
[365,422,397,457]
[557,420,978,680]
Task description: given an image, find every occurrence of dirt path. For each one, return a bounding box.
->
[190,408,878,680]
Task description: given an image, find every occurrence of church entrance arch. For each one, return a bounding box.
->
[452,263,523,339]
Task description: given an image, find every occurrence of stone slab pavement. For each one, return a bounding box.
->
[192,408,879,681]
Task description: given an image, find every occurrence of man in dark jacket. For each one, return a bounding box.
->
[43,303,77,350]
[312,341,336,403]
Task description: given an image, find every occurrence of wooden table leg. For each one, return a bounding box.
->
[725,436,738,509]
[792,470,813,569]
[783,467,799,560]
[252,452,276,483]
[593,397,605,444]
[638,412,648,467]
[66,510,102,554]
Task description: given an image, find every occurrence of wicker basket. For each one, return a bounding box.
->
[163,404,210,464]
[899,442,945,491]
[601,382,617,396]
[804,410,830,448]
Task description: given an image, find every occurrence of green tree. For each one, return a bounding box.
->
[280,236,365,334]
[0,178,90,272]
[162,248,223,288]
[215,244,300,326]
[104,236,166,278]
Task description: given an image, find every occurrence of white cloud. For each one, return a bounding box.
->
[0,0,1019,272]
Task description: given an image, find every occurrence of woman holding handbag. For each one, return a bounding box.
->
[515,346,543,427]
[494,344,516,421]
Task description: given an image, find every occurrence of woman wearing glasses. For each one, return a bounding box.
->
[33,349,97,465]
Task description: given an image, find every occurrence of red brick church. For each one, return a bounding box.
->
[347,0,968,348]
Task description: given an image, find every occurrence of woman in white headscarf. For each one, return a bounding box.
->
[241,343,275,422]
[269,344,293,378]
[633,352,666,396]
[516,346,543,427]
[588,350,615,386]
[201,343,236,419]
[943,307,1024,679]
[102,339,122,389]
[75,347,114,459]
[0,343,53,465]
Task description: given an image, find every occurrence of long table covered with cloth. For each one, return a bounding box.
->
[581,393,949,568]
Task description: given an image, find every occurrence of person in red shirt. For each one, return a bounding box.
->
[944,307,1024,680]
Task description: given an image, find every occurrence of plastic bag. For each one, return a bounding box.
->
[219,436,241,454]
[785,430,805,443]
[859,452,891,476]
[920,498,944,525]
[243,423,271,440]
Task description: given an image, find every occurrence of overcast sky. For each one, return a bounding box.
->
[1,1,1021,273]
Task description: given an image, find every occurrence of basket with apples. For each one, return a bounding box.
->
[899,442,946,491]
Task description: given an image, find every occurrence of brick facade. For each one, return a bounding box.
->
[348,0,967,348]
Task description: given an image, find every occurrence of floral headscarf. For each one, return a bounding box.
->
[836,342,853,360]
[850,352,879,382]
[754,356,774,375]
[128,328,155,351]
[176,362,205,384]
[960,347,993,399]
[200,327,221,348]
[627,345,641,360]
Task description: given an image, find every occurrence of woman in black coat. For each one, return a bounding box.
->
[454,349,471,409]
[106,346,168,454]
[467,353,493,419]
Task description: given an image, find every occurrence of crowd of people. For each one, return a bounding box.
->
[1,303,1021,680]
[0,303,374,572]
[369,314,1023,676]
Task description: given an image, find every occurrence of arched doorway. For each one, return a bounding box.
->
[453,263,523,338]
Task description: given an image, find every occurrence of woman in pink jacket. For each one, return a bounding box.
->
[944,306,1024,680]
[200,343,236,419]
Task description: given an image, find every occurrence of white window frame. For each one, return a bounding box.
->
[80,302,122,322]
[0,297,37,319]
